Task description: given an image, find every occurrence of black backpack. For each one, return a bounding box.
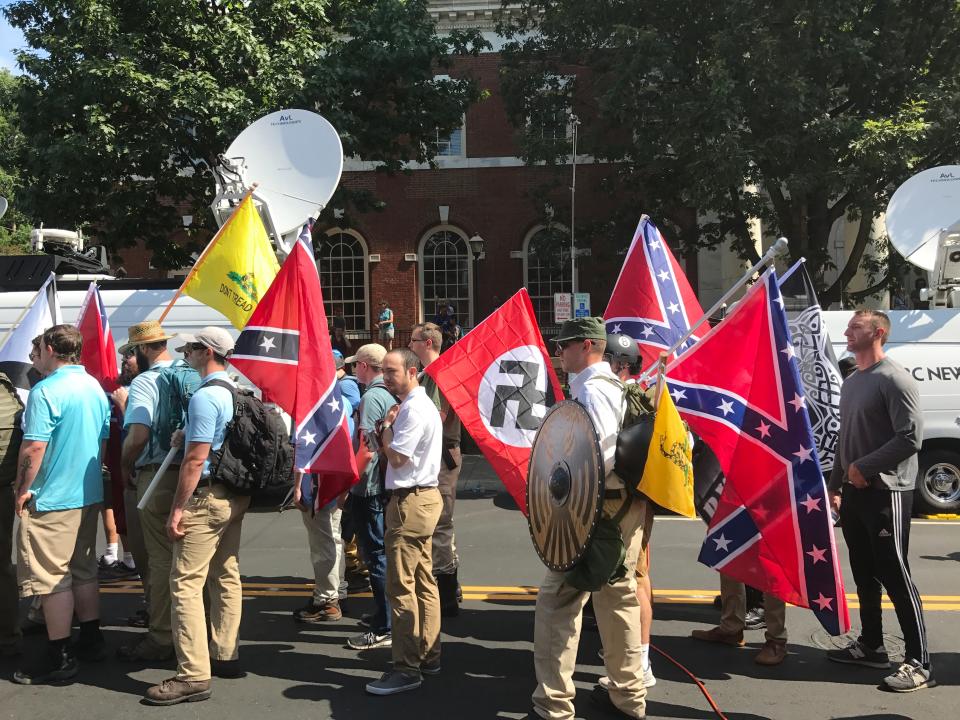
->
[204,380,296,505]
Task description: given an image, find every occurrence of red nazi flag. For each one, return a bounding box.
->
[425,289,564,515]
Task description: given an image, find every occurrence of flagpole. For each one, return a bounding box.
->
[158,183,259,323]
[652,352,668,412]
[638,237,789,384]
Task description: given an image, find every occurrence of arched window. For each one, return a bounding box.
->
[419,226,473,325]
[524,224,574,326]
[316,229,369,331]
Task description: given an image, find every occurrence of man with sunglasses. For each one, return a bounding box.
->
[146,327,244,705]
[531,318,647,720]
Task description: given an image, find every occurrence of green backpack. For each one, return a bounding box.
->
[147,361,202,457]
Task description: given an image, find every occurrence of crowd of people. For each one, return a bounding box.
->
[0,307,933,715]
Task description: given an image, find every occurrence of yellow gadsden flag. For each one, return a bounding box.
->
[638,384,696,518]
[181,195,280,329]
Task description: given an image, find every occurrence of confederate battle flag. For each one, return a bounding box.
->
[665,269,850,636]
[230,222,358,508]
[604,216,705,371]
[425,289,564,515]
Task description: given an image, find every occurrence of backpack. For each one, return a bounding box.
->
[0,372,24,486]
[593,375,658,497]
[204,379,296,503]
[148,361,202,456]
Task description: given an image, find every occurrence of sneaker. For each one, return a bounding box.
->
[294,600,342,623]
[144,677,212,705]
[826,638,890,669]
[421,659,441,676]
[116,635,175,662]
[691,626,745,647]
[98,558,138,581]
[347,630,392,650]
[643,666,656,688]
[744,607,766,631]
[883,661,932,693]
[365,670,422,695]
[358,612,374,628]
[12,645,78,685]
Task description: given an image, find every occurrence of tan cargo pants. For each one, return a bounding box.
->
[385,486,442,675]
[719,574,788,642]
[532,491,647,720]
[170,483,250,681]
[136,465,180,646]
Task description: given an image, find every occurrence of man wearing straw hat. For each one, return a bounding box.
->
[115,320,191,663]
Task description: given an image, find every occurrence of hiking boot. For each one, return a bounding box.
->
[116,635,175,662]
[144,677,212,705]
[691,626,745,647]
[347,630,392,650]
[365,670,422,695]
[755,639,787,666]
[12,644,78,685]
[212,658,246,679]
[294,600,342,623]
[883,660,932,693]
[744,607,766,630]
[826,638,890,668]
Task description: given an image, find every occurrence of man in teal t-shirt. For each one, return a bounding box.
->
[13,325,110,685]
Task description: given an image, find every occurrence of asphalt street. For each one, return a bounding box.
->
[4,455,960,719]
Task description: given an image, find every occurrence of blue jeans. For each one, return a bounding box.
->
[353,493,390,633]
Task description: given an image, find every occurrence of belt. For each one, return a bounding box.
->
[389,486,438,498]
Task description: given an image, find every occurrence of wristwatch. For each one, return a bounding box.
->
[381,422,392,431]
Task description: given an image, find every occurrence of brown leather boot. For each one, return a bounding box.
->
[144,677,211,705]
[690,626,745,646]
[755,639,787,666]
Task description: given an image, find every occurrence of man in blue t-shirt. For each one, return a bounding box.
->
[145,327,240,706]
[12,325,110,685]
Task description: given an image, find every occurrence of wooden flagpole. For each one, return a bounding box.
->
[158,183,259,323]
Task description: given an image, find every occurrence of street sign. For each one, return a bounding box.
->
[574,292,591,318]
[554,293,572,323]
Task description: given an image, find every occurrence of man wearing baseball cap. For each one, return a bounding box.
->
[145,326,245,705]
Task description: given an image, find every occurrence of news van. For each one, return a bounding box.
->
[823,309,960,515]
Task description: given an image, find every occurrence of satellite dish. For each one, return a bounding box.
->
[886,165,960,271]
[223,109,343,238]
[0,197,8,222]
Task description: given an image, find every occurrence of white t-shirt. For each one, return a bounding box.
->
[569,361,625,481]
[386,386,442,490]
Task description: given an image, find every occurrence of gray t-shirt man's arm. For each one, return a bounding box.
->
[352,379,395,497]
[828,357,923,492]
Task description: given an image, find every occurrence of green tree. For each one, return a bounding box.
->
[500,1,960,302]
[0,67,32,254]
[4,0,485,268]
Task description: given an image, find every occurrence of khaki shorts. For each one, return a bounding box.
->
[634,499,655,579]
[17,503,100,597]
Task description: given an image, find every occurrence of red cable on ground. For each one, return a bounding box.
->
[651,642,728,720]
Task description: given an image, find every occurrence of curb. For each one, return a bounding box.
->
[918,513,960,520]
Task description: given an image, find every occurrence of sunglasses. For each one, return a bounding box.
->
[555,338,590,354]
[187,342,208,352]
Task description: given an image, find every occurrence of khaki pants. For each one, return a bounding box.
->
[170,484,250,681]
[385,487,442,675]
[431,446,461,575]
[136,466,180,646]
[300,504,344,603]
[532,492,647,720]
[718,574,788,642]
[0,485,19,649]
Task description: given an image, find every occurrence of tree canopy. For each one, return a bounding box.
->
[0,68,31,254]
[4,0,485,268]
[500,0,960,302]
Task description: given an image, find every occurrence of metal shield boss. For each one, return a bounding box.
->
[526,400,605,571]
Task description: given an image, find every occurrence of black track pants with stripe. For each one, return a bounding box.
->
[839,484,929,667]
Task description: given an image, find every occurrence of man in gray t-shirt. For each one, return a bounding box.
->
[825,310,930,693]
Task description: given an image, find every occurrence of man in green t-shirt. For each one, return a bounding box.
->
[409,322,462,616]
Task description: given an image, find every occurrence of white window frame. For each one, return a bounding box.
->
[317,227,370,332]
[418,224,474,326]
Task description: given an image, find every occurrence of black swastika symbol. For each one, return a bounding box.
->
[490,360,549,430]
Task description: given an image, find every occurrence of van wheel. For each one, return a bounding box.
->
[915,450,960,515]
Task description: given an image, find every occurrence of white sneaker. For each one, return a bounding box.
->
[643,665,656,688]
[883,661,931,693]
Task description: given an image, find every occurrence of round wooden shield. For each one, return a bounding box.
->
[526,400,605,571]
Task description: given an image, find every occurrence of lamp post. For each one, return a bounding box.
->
[569,113,580,294]
[468,233,485,326]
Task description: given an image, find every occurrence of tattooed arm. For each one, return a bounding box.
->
[15,440,48,517]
